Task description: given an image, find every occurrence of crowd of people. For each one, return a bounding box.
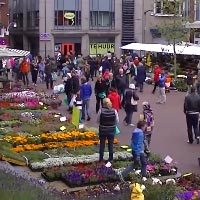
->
[2,51,190,181]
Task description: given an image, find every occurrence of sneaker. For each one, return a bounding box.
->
[196,137,200,144]
[87,116,91,121]
[129,124,135,127]
[187,140,193,144]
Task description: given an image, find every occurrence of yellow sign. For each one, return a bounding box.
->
[64,12,75,19]
[72,106,80,128]
[90,43,115,55]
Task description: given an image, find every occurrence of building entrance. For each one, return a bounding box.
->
[61,43,75,55]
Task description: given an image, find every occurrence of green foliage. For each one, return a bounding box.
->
[20,151,48,162]
[144,184,177,200]
[158,0,189,44]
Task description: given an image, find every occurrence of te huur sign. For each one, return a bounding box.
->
[90,43,115,55]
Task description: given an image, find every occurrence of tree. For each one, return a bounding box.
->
[157,0,189,78]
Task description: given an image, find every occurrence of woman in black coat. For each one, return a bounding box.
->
[94,76,107,113]
[123,83,139,126]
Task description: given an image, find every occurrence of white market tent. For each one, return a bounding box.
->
[0,48,30,58]
[121,42,200,56]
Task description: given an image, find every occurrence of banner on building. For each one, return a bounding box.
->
[90,43,115,55]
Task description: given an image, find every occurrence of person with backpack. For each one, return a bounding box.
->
[140,102,154,146]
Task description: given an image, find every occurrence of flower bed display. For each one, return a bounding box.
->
[61,163,118,187]
[29,151,133,171]
[12,140,100,152]
[4,131,98,146]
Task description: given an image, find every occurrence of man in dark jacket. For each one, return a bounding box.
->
[135,63,146,92]
[116,68,128,106]
[184,86,200,144]
[97,98,119,163]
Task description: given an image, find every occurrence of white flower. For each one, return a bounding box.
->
[135,170,141,175]
[142,177,147,182]
[114,184,120,191]
[152,178,162,185]
[141,184,146,191]
[166,178,176,185]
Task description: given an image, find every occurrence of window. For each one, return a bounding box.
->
[54,0,81,28]
[27,0,39,28]
[90,0,115,28]
[154,0,182,16]
[196,1,200,20]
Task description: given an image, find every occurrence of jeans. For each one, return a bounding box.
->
[186,114,199,143]
[82,99,90,120]
[122,153,147,177]
[118,88,125,106]
[124,108,134,125]
[158,87,166,103]
[96,95,103,113]
[31,70,38,84]
[137,82,144,92]
[152,81,159,93]
[99,134,114,162]
[21,72,29,86]
[45,74,53,89]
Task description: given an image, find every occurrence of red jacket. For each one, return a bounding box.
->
[154,66,161,82]
[108,91,121,112]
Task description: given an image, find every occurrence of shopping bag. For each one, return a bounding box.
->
[115,126,120,135]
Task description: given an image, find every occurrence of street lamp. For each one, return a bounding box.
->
[143,9,154,43]
[5,22,17,36]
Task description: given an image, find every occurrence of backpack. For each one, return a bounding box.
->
[143,109,154,132]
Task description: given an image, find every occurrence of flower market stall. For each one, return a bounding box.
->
[0,87,200,199]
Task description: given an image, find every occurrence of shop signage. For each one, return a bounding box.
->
[90,43,115,55]
[64,12,75,19]
[40,33,51,41]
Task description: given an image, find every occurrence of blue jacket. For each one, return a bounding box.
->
[131,128,144,156]
[159,75,166,88]
[80,83,92,100]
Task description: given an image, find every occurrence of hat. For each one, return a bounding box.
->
[129,84,135,90]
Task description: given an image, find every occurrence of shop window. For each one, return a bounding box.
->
[55,11,81,27]
[54,0,81,28]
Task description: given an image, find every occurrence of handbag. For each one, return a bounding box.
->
[98,92,106,99]
[131,97,137,105]
[115,126,120,135]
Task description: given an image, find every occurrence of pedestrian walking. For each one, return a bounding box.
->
[184,86,200,144]
[116,68,128,107]
[97,98,119,164]
[80,76,92,121]
[140,102,154,146]
[117,121,149,180]
[123,84,139,126]
[157,72,166,104]
[44,59,54,90]
[152,65,161,94]
[135,63,146,92]
[95,76,107,113]
[19,57,30,86]
[108,87,121,112]
[30,60,39,86]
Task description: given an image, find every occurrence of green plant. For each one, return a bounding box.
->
[144,184,177,200]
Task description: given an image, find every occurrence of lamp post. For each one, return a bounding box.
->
[143,10,153,44]
[5,22,17,36]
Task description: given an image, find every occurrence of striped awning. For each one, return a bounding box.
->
[6,48,30,57]
[0,48,30,58]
